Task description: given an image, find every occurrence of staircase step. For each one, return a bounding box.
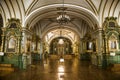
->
[64,55,72,59]
[50,55,59,59]
[113,64,120,67]
[0,67,14,71]
[0,71,13,76]
[110,64,120,72]
[0,64,13,67]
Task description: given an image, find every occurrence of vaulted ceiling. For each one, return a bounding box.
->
[0,0,120,39]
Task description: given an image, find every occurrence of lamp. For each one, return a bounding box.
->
[56,0,70,25]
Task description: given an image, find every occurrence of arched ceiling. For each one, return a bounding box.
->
[0,0,120,39]
[44,28,79,44]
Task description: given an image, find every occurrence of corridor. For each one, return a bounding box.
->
[0,58,120,80]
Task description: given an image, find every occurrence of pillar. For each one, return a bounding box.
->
[21,28,27,53]
[1,28,5,52]
[80,38,84,54]
[97,29,103,67]
[40,38,43,59]
[79,38,84,59]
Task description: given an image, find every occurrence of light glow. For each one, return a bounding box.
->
[110,52,115,56]
[58,66,64,72]
[58,39,64,44]
[60,58,64,62]
[0,52,4,56]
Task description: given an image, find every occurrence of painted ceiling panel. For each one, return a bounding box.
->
[29,0,93,15]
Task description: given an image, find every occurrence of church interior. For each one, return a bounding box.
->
[0,0,120,80]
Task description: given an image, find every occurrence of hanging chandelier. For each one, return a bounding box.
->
[56,0,70,25]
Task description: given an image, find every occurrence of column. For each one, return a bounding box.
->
[21,28,27,69]
[102,30,107,69]
[48,44,50,54]
[79,38,83,59]
[22,28,27,53]
[80,40,83,54]
[97,29,103,67]
[40,38,43,59]
[1,28,5,52]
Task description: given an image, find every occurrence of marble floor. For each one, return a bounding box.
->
[0,58,120,80]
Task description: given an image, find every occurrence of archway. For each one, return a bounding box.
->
[42,28,80,56]
[50,37,72,55]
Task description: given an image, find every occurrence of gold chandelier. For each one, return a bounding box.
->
[56,0,70,25]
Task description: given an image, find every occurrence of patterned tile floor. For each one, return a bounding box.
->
[0,58,120,80]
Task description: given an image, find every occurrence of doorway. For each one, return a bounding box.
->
[50,37,72,55]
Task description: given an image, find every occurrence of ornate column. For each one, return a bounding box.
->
[21,27,27,53]
[97,29,103,67]
[79,38,83,54]
[47,44,50,54]
[1,28,5,52]
[40,38,43,59]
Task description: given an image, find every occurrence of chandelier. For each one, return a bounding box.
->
[56,0,70,25]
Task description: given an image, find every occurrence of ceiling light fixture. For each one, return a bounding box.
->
[56,0,70,25]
